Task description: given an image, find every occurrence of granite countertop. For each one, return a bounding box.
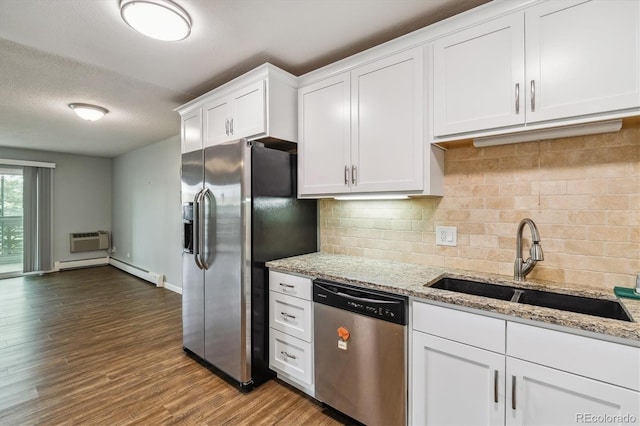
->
[266,253,640,343]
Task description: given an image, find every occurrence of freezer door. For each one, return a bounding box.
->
[203,140,252,383]
[181,150,205,358]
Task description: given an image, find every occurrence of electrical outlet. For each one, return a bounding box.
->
[436,226,457,246]
[112,246,116,253]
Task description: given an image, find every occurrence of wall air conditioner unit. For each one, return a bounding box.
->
[70,231,110,253]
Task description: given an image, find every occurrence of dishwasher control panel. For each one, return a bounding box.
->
[313,279,407,325]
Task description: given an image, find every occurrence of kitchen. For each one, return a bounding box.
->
[1,0,639,425]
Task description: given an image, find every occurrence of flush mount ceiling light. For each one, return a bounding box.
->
[120,0,192,41]
[68,103,109,121]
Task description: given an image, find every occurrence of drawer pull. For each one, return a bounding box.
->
[281,312,296,320]
[279,283,295,289]
[281,351,297,360]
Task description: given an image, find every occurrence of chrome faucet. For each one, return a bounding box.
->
[514,218,544,281]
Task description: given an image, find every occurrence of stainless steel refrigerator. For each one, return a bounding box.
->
[181,139,317,391]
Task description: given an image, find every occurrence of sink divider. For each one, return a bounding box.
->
[510,289,524,303]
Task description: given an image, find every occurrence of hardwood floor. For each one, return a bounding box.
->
[0,266,341,425]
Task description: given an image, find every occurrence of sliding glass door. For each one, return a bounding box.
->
[0,167,23,275]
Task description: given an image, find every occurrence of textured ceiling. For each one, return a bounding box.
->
[0,0,488,158]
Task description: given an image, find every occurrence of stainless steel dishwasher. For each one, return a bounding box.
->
[313,279,407,426]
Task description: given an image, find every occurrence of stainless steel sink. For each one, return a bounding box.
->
[429,278,632,322]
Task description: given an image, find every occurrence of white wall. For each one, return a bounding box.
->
[111,135,182,288]
[0,147,112,265]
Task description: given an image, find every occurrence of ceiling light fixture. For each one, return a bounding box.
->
[68,103,109,121]
[120,0,192,41]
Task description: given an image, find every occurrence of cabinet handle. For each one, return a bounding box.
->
[279,283,295,289]
[494,370,499,403]
[281,351,297,360]
[344,166,350,186]
[515,83,520,115]
[352,165,357,185]
[225,119,229,136]
[530,80,535,112]
[511,375,516,410]
[281,312,296,320]
[230,118,234,135]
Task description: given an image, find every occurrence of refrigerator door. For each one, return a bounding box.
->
[203,139,252,383]
[181,150,205,359]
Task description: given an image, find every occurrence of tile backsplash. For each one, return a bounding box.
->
[320,125,640,291]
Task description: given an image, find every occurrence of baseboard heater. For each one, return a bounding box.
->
[109,258,164,287]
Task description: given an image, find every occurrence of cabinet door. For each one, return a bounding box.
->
[181,108,202,153]
[412,331,505,426]
[351,47,425,192]
[433,13,525,136]
[231,80,266,140]
[203,97,231,147]
[298,73,351,196]
[525,0,640,123]
[506,357,640,426]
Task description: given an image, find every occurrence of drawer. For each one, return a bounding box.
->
[507,322,640,391]
[413,302,506,353]
[269,291,312,342]
[269,270,312,300]
[269,328,313,387]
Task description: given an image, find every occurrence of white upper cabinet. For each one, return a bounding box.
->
[177,64,297,153]
[204,80,266,147]
[433,13,525,136]
[298,73,351,195]
[203,97,230,148]
[525,0,640,123]
[433,0,640,139]
[232,81,266,140]
[180,107,203,153]
[298,47,442,197]
[350,48,425,193]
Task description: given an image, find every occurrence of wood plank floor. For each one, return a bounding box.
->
[0,266,341,425]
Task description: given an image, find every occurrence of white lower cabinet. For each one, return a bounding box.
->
[412,331,505,426]
[506,322,640,426]
[269,291,312,342]
[268,271,314,396]
[506,357,639,426]
[269,328,313,388]
[411,301,640,426]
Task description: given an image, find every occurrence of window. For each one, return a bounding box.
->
[0,167,23,275]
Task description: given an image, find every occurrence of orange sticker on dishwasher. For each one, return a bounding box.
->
[337,327,350,341]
